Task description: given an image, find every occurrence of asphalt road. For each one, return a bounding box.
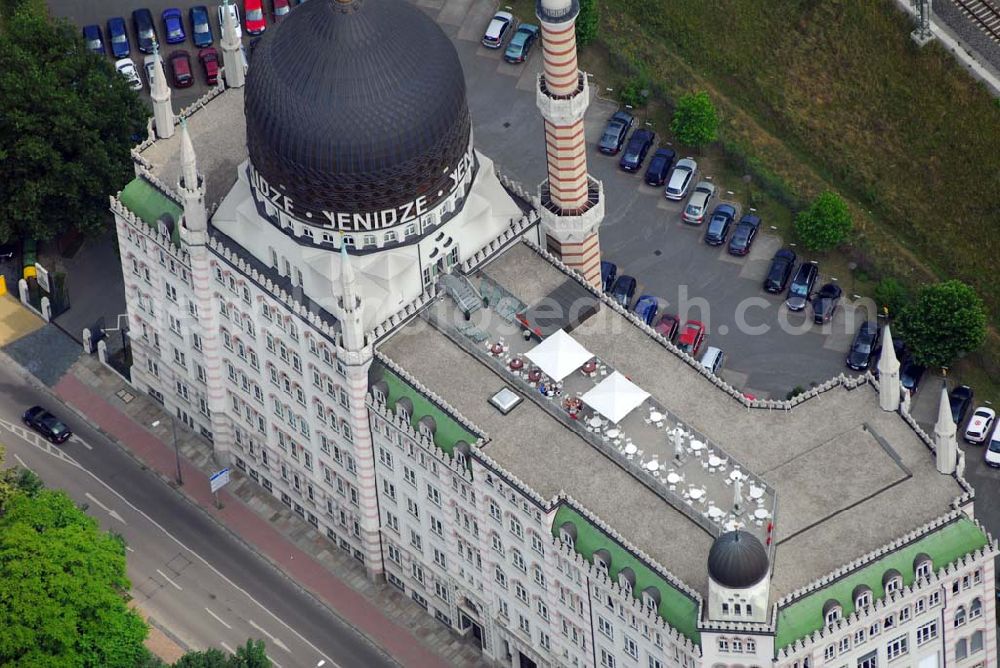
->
[0,362,394,668]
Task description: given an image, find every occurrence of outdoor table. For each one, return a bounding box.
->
[729,470,745,481]
[490,343,504,355]
[645,460,659,471]
[509,358,524,371]
[624,443,638,455]
[690,440,705,452]
[749,485,765,499]
[528,368,542,383]
[708,455,723,468]
[649,411,664,422]
[666,472,682,485]
[582,360,597,374]
[606,428,621,439]
[588,416,602,428]
[707,506,725,519]
[689,488,705,500]
[754,508,771,520]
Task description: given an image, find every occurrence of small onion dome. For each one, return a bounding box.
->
[618,567,636,589]
[707,530,769,588]
[882,568,902,588]
[395,396,413,419]
[823,599,842,618]
[593,548,612,570]
[642,586,661,607]
[454,440,470,456]
[371,380,389,401]
[418,415,437,434]
[560,521,577,542]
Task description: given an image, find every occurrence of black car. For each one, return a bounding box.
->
[598,111,634,155]
[812,283,842,324]
[644,148,676,187]
[763,248,796,293]
[949,385,974,425]
[900,356,926,392]
[619,129,655,172]
[23,406,72,443]
[846,321,879,371]
[610,275,637,308]
[785,262,819,311]
[727,214,760,256]
[872,336,906,377]
[132,8,158,54]
[704,204,736,246]
[601,261,617,293]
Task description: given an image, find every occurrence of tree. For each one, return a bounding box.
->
[0,5,148,243]
[576,0,599,47]
[873,277,911,319]
[0,488,149,666]
[897,280,987,369]
[670,91,719,148]
[793,191,853,251]
[173,649,231,668]
[172,640,270,668]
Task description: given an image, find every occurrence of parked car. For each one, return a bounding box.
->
[598,111,634,155]
[218,3,243,40]
[504,24,538,63]
[23,406,71,444]
[610,275,637,308]
[600,261,617,293]
[846,321,879,371]
[115,58,143,90]
[107,18,130,57]
[704,204,736,245]
[482,11,514,48]
[985,431,1000,468]
[965,407,995,444]
[812,283,842,324]
[644,148,676,187]
[682,181,717,224]
[664,158,697,200]
[199,47,219,85]
[273,0,291,22]
[900,356,926,392]
[633,295,659,326]
[700,347,725,375]
[132,9,158,54]
[82,24,105,56]
[677,320,706,357]
[169,50,194,87]
[190,5,214,47]
[244,0,267,34]
[727,214,760,256]
[162,8,186,44]
[143,54,157,84]
[872,336,906,378]
[654,313,679,341]
[949,385,974,426]
[619,129,655,172]
[763,248,796,293]
[785,262,818,311]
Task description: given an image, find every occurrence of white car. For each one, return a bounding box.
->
[682,181,717,224]
[218,3,243,40]
[482,11,514,49]
[665,157,697,200]
[143,54,157,85]
[115,58,143,91]
[985,432,1000,468]
[699,346,725,374]
[964,407,995,444]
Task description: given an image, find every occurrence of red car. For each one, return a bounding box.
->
[273,0,290,22]
[654,313,679,342]
[676,320,706,357]
[244,0,266,34]
[199,47,219,85]
[169,50,193,87]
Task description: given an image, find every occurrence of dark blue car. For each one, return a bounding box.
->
[619,128,655,172]
[704,203,737,246]
[644,148,676,187]
[162,8,186,44]
[190,6,214,47]
[633,295,659,325]
[82,24,104,56]
[600,261,617,293]
[106,17,130,58]
[610,275,637,308]
[132,9,157,54]
[598,111,633,155]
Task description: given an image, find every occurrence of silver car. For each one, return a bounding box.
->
[665,158,697,200]
[682,181,717,224]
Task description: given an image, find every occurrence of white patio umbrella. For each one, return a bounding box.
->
[580,371,650,424]
[524,329,593,381]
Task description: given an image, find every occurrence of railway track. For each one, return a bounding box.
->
[952,0,1000,42]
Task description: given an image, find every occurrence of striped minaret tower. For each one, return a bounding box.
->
[333,246,384,577]
[177,121,232,463]
[535,0,605,288]
[150,43,175,139]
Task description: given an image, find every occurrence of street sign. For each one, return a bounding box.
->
[210,467,231,493]
[34,263,50,292]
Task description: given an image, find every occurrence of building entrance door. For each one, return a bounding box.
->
[517,651,537,668]
[459,612,484,649]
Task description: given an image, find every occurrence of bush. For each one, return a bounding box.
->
[794,191,853,252]
[786,385,806,400]
[873,277,910,318]
[619,74,650,108]
[670,91,719,148]
[576,0,599,47]
[897,280,987,369]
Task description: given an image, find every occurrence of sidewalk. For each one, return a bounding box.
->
[54,355,488,668]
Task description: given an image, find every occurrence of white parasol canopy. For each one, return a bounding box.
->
[580,371,650,423]
[525,329,593,381]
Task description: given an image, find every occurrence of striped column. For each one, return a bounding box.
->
[545,231,601,286]
[191,247,233,461]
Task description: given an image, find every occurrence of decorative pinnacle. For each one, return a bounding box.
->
[179,118,198,192]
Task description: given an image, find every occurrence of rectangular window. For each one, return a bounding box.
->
[623,636,638,659]
[600,648,616,668]
[886,634,907,660]
[598,615,613,640]
[916,620,938,645]
[857,652,878,668]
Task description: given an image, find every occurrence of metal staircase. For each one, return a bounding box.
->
[439,274,482,317]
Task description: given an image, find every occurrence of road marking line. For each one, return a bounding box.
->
[155,568,183,591]
[83,492,127,525]
[220,641,235,654]
[126,545,135,552]
[12,453,32,472]
[70,434,93,450]
[205,607,232,629]
[267,656,283,668]
[108,510,127,524]
[248,619,290,653]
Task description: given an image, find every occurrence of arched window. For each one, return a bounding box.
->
[914,554,933,581]
[955,638,968,661]
[970,597,982,619]
[954,606,967,627]
[823,599,843,625]
[971,630,984,653]
[618,567,635,595]
[853,585,873,610]
[559,521,577,547]
[642,586,660,612]
[883,569,903,595]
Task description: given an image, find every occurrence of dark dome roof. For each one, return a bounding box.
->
[245,0,471,220]
[707,531,769,589]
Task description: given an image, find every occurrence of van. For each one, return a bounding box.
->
[699,347,725,375]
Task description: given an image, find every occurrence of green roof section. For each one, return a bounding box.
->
[379,364,478,457]
[119,177,182,244]
[552,505,701,644]
[775,517,988,650]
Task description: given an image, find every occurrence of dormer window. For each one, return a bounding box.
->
[853,585,873,610]
[559,521,577,547]
[642,586,660,613]
[617,568,635,595]
[823,600,843,625]
[593,549,611,576]
[883,569,903,596]
[914,554,932,581]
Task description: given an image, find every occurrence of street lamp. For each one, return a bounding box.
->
[151,416,183,486]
